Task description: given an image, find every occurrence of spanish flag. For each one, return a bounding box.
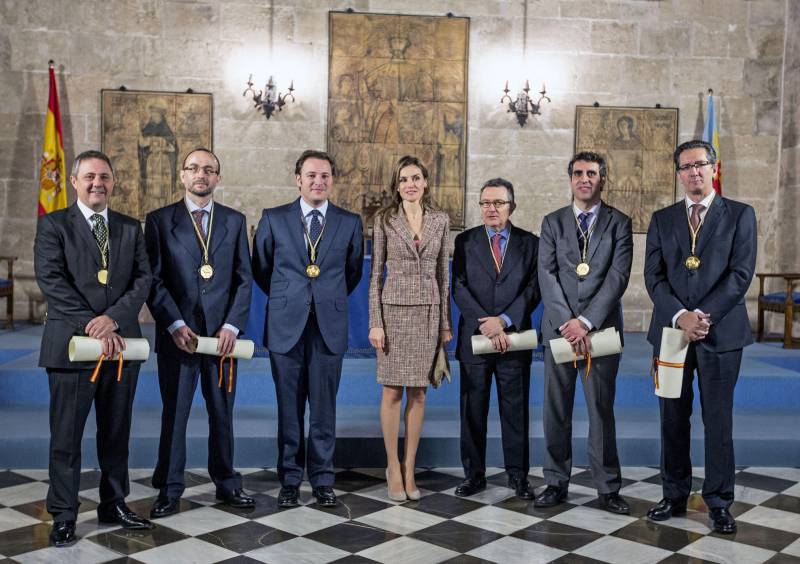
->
[37,60,67,216]
[702,90,722,195]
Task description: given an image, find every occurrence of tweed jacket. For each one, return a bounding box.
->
[368,209,451,331]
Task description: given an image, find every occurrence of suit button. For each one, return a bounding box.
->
[202,289,207,294]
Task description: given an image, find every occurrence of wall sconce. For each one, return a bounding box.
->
[501,80,550,127]
[243,74,296,119]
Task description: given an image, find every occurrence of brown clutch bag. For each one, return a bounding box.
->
[430,345,451,389]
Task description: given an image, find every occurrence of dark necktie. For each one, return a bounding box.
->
[90,214,108,263]
[491,232,503,274]
[309,210,322,244]
[191,209,207,239]
[690,204,705,231]
[578,211,592,245]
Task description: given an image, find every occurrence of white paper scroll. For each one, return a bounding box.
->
[68,336,151,362]
[189,337,255,360]
[549,327,622,364]
[654,327,689,398]
[471,330,539,355]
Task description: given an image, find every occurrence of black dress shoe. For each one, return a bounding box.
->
[598,492,630,515]
[454,478,487,497]
[710,507,737,534]
[508,476,535,500]
[49,520,76,547]
[97,502,155,530]
[278,485,299,508]
[312,486,338,507]
[216,488,256,508]
[150,496,180,519]
[647,497,687,521]
[533,485,568,508]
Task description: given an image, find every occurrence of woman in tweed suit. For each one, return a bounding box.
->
[368,156,452,501]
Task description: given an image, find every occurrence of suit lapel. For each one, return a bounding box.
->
[469,227,498,278]
[208,202,229,259]
[560,207,582,262]
[587,204,613,262]
[171,203,203,263]
[417,212,439,254]
[286,199,308,267]
[106,210,123,272]
[671,201,693,257]
[695,196,725,257]
[69,205,101,268]
[316,203,343,267]
[389,213,417,255]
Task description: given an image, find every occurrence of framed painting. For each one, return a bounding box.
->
[101,89,213,220]
[574,105,679,233]
[327,11,469,232]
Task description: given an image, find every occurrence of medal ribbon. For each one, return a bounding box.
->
[302,212,326,265]
[187,204,215,267]
[90,215,109,273]
[686,193,714,260]
[486,230,510,274]
[574,212,598,269]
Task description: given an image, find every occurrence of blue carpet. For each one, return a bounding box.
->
[752,356,800,373]
[0,349,36,364]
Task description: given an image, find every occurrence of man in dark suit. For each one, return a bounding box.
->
[34,150,154,547]
[536,152,633,514]
[145,148,254,517]
[644,140,757,534]
[452,178,540,500]
[252,149,363,507]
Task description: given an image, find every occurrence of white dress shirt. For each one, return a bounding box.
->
[573,201,601,331]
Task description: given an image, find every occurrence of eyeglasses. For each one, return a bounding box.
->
[183,165,219,176]
[677,161,713,173]
[479,200,511,209]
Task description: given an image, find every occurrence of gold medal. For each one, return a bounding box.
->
[684,255,701,270]
[576,262,590,277]
[306,264,321,278]
[97,269,109,285]
[199,264,214,279]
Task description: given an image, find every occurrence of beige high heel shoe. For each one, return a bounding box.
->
[404,466,421,501]
[386,469,407,502]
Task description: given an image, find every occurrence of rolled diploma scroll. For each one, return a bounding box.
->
[471,330,538,355]
[549,327,622,364]
[654,327,688,398]
[68,336,150,362]
[190,336,255,360]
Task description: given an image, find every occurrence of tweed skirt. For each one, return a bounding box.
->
[376,304,440,387]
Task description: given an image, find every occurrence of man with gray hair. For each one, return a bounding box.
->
[452,178,540,499]
[35,150,154,546]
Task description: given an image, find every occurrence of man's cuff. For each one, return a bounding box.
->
[577,315,594,331]
[168,320,186,335]
[499,313,512,330]
[221,323,240,336]
[672,309,688,328]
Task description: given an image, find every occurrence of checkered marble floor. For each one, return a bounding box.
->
[1,467,799,564]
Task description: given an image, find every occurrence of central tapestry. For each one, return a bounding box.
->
[327,11,469,232]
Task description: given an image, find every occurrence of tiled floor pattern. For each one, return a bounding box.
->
[0,466,799,563]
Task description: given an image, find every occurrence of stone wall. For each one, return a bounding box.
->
[0,0,790,331]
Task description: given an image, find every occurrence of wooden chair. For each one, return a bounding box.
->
[0,256,17,330]
[756,272,800,348]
